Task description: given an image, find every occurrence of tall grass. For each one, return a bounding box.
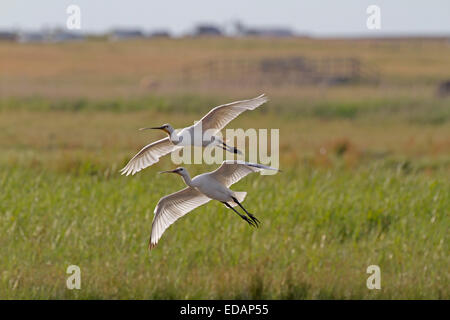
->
[0,163,448,299]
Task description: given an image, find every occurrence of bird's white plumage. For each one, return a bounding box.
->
[196,94,268,134]
[150,187,211,248]
[120,138,180,176]
[148,161,278,249]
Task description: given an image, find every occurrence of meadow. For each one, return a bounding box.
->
[0,37,449,299]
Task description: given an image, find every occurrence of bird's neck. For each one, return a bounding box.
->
[180,172,193,187]
[167,129,180,143]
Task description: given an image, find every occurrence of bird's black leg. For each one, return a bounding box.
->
[232,197,260,227]
[222,141,240,154]
[223,202,256,227]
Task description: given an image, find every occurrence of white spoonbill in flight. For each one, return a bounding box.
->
[149,160,279,249]
[120,94,268,176]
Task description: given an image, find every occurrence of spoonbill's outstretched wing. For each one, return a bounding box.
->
[209,160,278,187]
[149,187,211,249]
[120,138,179,176]
[195,94,268,134]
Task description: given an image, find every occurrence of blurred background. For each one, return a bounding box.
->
[0,1,448,299]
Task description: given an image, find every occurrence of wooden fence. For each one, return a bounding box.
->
[178,56,379,87]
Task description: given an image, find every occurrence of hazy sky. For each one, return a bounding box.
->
[1,0,449,37]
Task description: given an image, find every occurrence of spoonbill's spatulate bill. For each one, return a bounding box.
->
[149,160,279,249]
[120,94,268,176]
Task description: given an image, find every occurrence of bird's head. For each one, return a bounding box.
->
[159,167,186,176]
[139,123,174,135]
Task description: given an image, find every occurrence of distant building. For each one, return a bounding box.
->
[193,24,223,37]
[234,21,294,37]
[0,31,17,41]
[17,29,83,43]
[49,29,84,42]
[244,28,294,37]
[110,29,145,41]
[148,30,171,38]
[17,32,46,43]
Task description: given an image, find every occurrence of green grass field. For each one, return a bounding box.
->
[0,38,449,299]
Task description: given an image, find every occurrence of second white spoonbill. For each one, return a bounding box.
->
[149,160,279,249]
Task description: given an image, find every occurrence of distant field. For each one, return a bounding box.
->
[0,38,449,299]
[1,37,450,97]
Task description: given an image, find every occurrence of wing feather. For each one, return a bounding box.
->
[120,137,180,176]
[196,94,268,133]
[149,187,211,249]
